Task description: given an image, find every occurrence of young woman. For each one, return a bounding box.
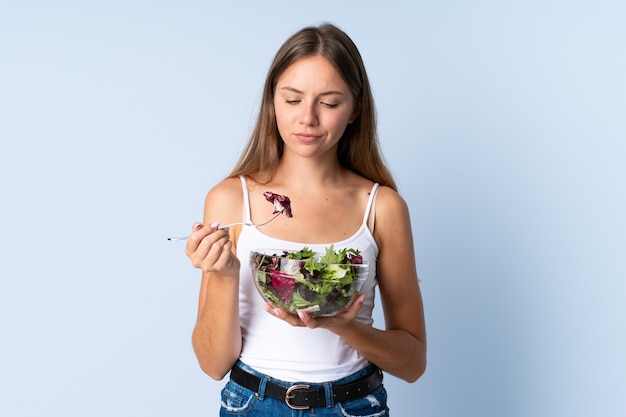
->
[184,23,426,416]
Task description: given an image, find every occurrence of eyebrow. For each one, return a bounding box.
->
[279,86,345,97]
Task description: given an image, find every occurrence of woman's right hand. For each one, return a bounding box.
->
[185,221,240,276]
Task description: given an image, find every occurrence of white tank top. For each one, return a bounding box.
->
[235,175,380,382]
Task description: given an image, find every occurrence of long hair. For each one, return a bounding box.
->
[229,23,397,191]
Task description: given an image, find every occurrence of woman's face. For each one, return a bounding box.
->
[273,56,357,159]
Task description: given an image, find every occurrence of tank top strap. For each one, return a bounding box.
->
[362,183,380,232]
[239,175,252,223]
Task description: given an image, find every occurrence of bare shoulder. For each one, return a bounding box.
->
[372,186,413,245]
[205,176,242,200]
[203,177,244,223]
[375,186,410,220]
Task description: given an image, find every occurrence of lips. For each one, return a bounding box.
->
[295,133,321,143]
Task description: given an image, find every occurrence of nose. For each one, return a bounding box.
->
[299,102,318,126]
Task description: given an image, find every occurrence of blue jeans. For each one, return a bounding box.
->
[219,360,389,417]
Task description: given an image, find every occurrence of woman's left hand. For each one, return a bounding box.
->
[263,293,365,330]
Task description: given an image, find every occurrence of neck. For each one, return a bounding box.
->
[273,153,347,188]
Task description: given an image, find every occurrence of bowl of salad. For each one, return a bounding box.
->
[249,245,369,316]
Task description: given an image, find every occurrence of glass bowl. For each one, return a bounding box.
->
[249,248,369,316]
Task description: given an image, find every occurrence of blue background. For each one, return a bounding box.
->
[1,1,624,416]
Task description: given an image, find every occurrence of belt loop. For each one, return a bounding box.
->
[256,375,269,401]
[324,382,334,408]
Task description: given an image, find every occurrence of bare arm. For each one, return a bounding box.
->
[186,179,244,380]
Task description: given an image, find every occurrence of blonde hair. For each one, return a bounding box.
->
[229,23,397,191]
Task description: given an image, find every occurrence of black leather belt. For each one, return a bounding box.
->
[230,364,383,410]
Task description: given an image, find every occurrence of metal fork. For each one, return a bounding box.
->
[167,208,285,241]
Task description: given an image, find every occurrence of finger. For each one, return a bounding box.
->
[341,292,365,319]
[186,230,213,261]
[211,240,237,270]
[264,305,305,327]
[297,310,319,329]
[185,221,218,254]
[187,228,228,269]
[198,233,230,270]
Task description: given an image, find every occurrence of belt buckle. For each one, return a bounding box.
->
[285,384,310,410]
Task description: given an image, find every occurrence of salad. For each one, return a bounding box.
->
[263,191,293,218]
[250,245,368,316]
